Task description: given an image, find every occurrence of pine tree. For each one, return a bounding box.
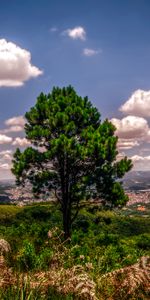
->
[12,86,132,238]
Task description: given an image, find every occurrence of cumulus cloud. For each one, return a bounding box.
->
[0,163,10,170]
[0,150,12,161]
[120,89,150,117]
[5,115,25,127]
[0,134,12,144]
[130,154,150,170]
[0,150,13,178]
[0,115,25,133]
[131,155,145,162]
[0,150,12,156]
[116,152,126,160]
[1,154,12,161]
[83,48,101,56]
[12,137,30,147]
[0,161,13,179]
[0,39,43,87]
[110,115,150,150]
[111,115,149,139]
[0,126,24,134]
[117,139,140,150]
[63,26,86,40]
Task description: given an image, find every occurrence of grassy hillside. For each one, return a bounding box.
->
[0,203,150,299]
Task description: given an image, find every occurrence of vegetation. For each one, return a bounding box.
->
[12,86,132,238]
[0,203,150,299]
[1,86,149,298]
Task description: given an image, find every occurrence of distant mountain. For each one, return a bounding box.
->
[123,171,150,191]
[0,171,150,204]
[0,178,15,185]
[0,180,15,203]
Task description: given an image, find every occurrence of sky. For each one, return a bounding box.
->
[1,0,150,179]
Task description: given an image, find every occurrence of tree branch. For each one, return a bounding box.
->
[71,199,80,224]
[54,188,62,204]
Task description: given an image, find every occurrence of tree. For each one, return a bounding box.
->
[12,86,132,238]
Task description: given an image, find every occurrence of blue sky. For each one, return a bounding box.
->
[1,0,150,179]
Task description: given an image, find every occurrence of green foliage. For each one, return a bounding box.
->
[0,281,73,300]
[96,233,119,246]
[12,86,132,237]
[0,205,21,224]
[73,214,90,232]
[37,247,54,269]
[17,240,37,271]
[0,204,150,299]
[135,233,150,250]
[16,240,54,271]
[98,242,140,273]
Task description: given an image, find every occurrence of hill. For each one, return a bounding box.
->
[123,171,150,191]
[0,203,150,299]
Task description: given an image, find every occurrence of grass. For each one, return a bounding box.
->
[0,284,74,300]
[0,202,150,299]
[0,205,21,220]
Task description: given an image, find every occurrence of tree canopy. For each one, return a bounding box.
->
[12,86,132,238]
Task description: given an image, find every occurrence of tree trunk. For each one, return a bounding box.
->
[63,203,71,240]
[60,154,71,239]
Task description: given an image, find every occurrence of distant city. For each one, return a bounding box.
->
[0,171,150,206]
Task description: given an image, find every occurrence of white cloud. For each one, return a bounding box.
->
[63,26,86,40]
[0,134,12,144]
[111,115,149,139]
[0,150,12,177]
[0,163,10,170]
[111,113,150,153]
[131,155,145,162]
[83,48,101,56]
[0,115,25,133]
[0,150,12,156]
[111,115,150,150]
[0,166,13,180]
[5,116,25,127]
[12,137,30,147]
[120,89,150,117]
[0,39,43,87]
[0,150,12,163]
[116,152,126,160]
[0,126,24,134]
[117,139,140,150]
[2,153,12,160]
[130,154,150,170]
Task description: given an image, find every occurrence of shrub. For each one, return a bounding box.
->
[17,240,37,271]
[73,215,90,233]
[135,233,150,250]
[96,233,119,246]
[37,247,54,269]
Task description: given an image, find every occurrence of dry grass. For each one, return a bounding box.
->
[98,256,150,299]
[0,239,11,255]
[33,265,97,299]
[1,255,150,299]
[0,255,13,288]
[0,255,97,299]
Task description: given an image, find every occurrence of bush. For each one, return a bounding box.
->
[15,206,50,223]
[96,233,119,246]
[17,240,38,271]
[135,233,150,250]
[98,243,140,273]
[72,214,90,232]
[37,247,54,269]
